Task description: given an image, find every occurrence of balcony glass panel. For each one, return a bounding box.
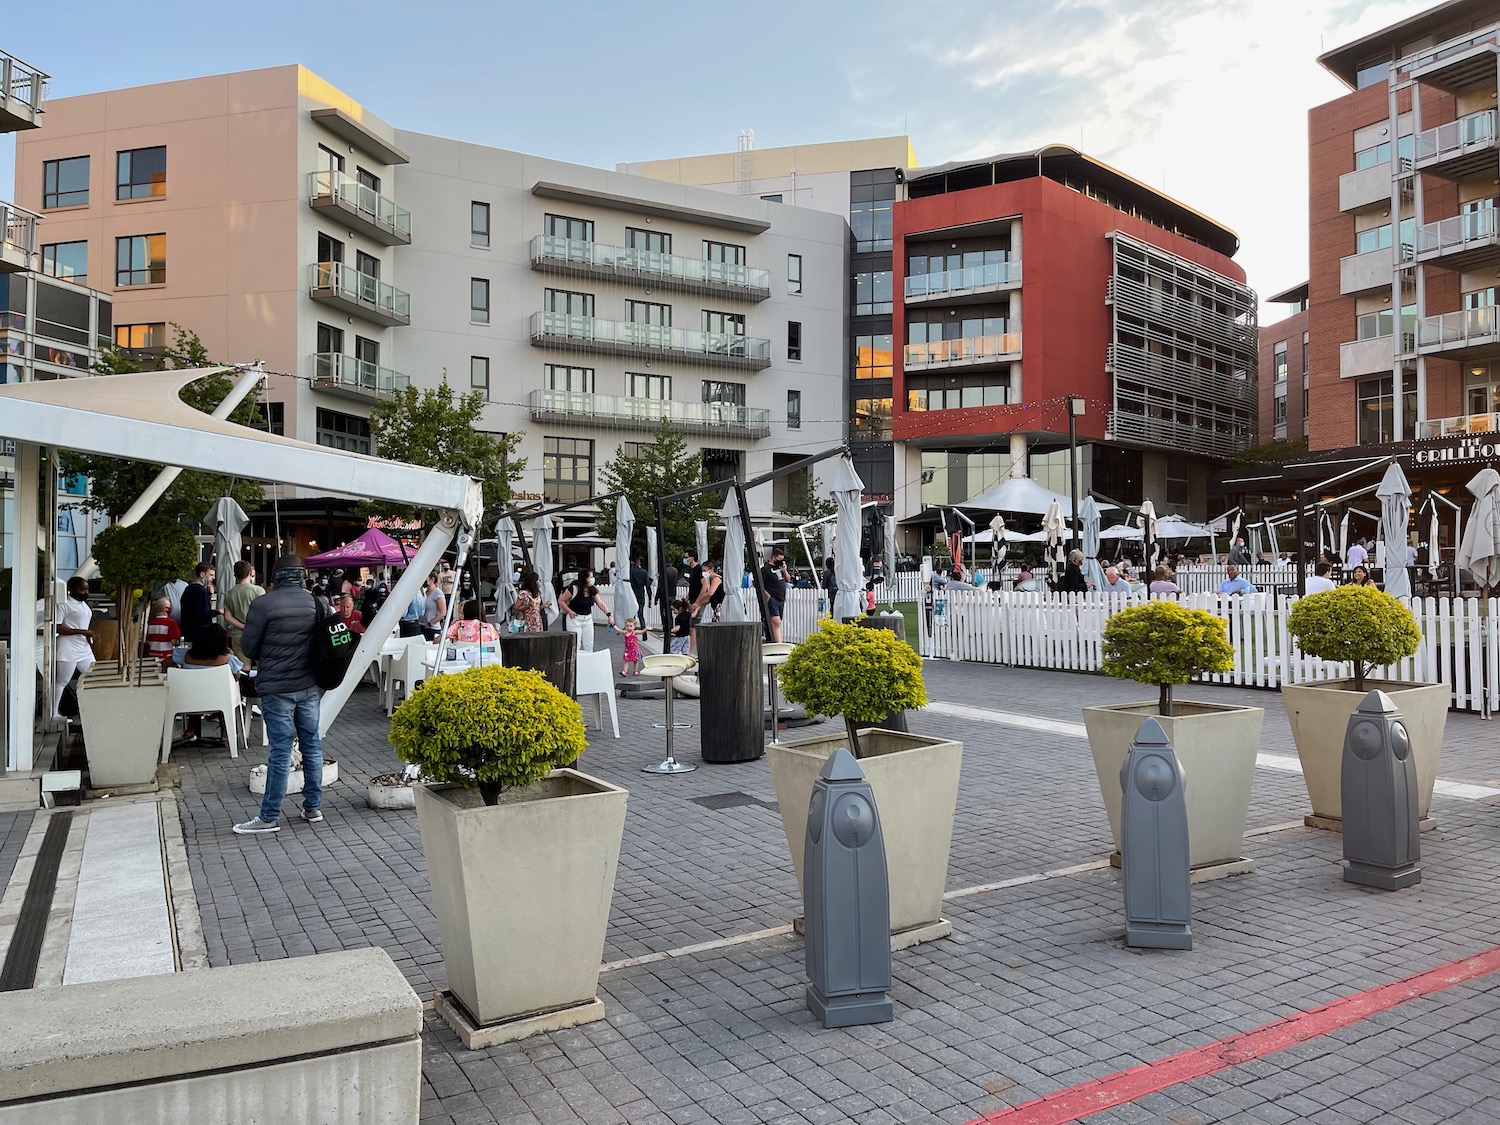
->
[530,311,771,363]
[530,235,770,292]
[904,260,1020,298]
[312,353,409,398]
[903,332,1021,368]
[310,263,410,321]
[530,387,770,434]
[309,170,410,239]
[1416,208,1499,255]
[1417,306,1500,348]
[1414,109,1497,162]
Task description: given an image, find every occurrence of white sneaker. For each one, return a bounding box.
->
[232,817,280,835]
[300,806,324,823]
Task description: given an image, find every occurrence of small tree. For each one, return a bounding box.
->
[389,665,588,805]
[777,619,927,757]
[91,515,200,683]
[1101,601,1235,716]
[597,418,718,559]
[1286,585,1421,692]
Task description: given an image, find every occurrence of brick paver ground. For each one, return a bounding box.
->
[171,636,1500,1124]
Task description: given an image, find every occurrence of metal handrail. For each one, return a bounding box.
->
[1416,412,1500,440]
[529,311,771,363]
[530,235,770,293]
[308,171,410,239]
[308,263,410,320]
[904,260,1020,298]
[1414,109,1497,163]
[310,353,409,397]
[1415,208,1498,255]
[0,200,39,257]
[528,388,771,435]
[0,51,48,114]
[903,332,1021,368]
[1417,306,1500,349]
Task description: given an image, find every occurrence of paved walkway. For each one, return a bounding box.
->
[163,644,1500,1125]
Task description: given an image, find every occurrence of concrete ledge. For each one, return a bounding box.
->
[0,947,420,1103]
[1305,812,1437,833]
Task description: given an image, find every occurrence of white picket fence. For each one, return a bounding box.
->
[916,588,1500,714]
[597,585,832,644]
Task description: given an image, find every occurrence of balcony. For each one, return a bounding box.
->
[528,312,771,370]
[528,388,771,439]
[0,200,38,272]
[308,170,411,246]
[1415,208,1500,273]
[0,50,46,132]
[903,332,1021,372]
[904,261,1021,305]
[310,353,409,402]
[1340,335,1398,379]
[1413,110,1497,180]
[1416,306,1500,360]
[1416,411,1500,440]
[1402,35,1500,93]
[1339,247,1399,296]
[1339,161,1395,213]
[1104,275,1254,350]
[529,236,770,301]
[1105,342,1254,408]
[308,263,410,327]
[1106,410,1249,461]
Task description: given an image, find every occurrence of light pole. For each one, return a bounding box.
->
[1067,395,1085,552]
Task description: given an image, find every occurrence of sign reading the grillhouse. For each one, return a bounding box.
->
[1413,437,1500,466]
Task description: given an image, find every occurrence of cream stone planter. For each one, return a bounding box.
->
[248,759,339,795]
[1082,701,1264,878]
[1282,679,1448,829]
[414,770,627,1048]
[767,728,962,947]
[77,667,168,788]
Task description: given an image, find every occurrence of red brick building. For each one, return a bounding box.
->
[1258,284,1310,443]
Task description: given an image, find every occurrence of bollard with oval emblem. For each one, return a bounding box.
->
[1119,717,1192,950]
[804,747,894,1028]
[1342,690,1421,890]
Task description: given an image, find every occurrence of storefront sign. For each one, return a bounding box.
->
[513,491,542,501]
[1413,437,1500,466]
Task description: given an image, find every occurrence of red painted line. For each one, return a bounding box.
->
[967,944,1500,1125]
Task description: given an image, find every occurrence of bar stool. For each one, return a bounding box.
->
[637,653,698,774]
[762,642,796,746]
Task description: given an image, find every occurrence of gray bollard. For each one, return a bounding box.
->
[804,748,894,1028]
[1119,717,1192,950]
[1342,690,1421,890]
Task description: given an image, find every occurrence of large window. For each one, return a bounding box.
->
[702,380,745,406]
[543,437,593,503]
[471,356,489,399]
[1356,304,1416,341]
[115,234,166,286]
[1356,376,1416,445]
[316,322,344,355]
[702,240,745,266]
[1354,135,1413,170]
[852,271,893,315]
[907,309,1008,343]
[852,398,893,440]
[849,169,897,252]
[1274,341,1288,383]
[701,309,744,336]
[1355,218,1414,255]
[116,146,167,200]
[627,227,670,254]
[545,363,594,393]
[115,322,167,352]
[471,278,490,324]
[545,214,593,242]
[41,241,87,285]
[626,300,670,326]
[42,156,89,209]
[546,288,594,317]
[787,389,802,429]
[854,334,893,380]
[907,374,1009,411]
[316,408,371,454]
[787,320,802,361]
[628,372,671,400]
[788,253,803,295]
[471,202,490,248]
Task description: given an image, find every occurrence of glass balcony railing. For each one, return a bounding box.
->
[1417,306,1500,350]
[529,235,771,296]
[903,332,1022,369]
[0,200,39,264]
[529,388,771,436]
[904,261,1020,299]
[1417,412,1500,440]
[311,353,409,399]
[1414,109,1496,163]
[529,311,772,367]
[1416,209,1499,256]
[308,170,411,242]
[308,262,410,324]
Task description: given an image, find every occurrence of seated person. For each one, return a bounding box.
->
[336,593,366,635]
[445,599,499,644]
[173,623,245,743]
[145,595,181,669]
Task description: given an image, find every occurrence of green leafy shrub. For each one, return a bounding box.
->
[1101,601,1234,715]
[777,618,927,757]
[389,664,587,804]
[92,515,199,682]
[1286,585,1421,692]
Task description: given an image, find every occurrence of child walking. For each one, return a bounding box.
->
[669,598,692,655]
[620,617,642,677]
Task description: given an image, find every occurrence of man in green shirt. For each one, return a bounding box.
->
[221,560,266,663]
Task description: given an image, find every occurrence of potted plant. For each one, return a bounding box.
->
[1284,586,1441,829]
[391,663,626,1047]
[1082,600,1263,877]
[769,618,960,947]
[81,515,199,787]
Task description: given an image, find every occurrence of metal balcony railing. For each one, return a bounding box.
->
[0,50,47,124]
[903,332,1021,369]
[1107,410,1250,460]
[904,260,1021,299]
[308,170,411,243]
[1417,306,1500,351]
[1416,412,1500,440]
[308,262,410,325]
[1416,208,1499,256]
[529,311,772,369]
[529,235,771,299]
[310,353,409,399]
[528,388,771,438]
[1414,109,1496,164]
[0,200,39,266]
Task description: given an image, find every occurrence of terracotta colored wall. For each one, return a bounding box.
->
[1258,308,1309,439]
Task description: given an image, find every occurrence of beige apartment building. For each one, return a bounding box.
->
[15,65,847,552]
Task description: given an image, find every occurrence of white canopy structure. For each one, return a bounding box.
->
[960,476,1115,517]
[0,368,484,771]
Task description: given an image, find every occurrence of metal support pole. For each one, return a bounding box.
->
[1295,492,1307,598]
[1067,395,1082,553]
[8,443,41,772]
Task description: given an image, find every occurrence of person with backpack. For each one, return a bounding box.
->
[233,554,327,835]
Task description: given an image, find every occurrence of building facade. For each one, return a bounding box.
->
[1257,283,1310,443]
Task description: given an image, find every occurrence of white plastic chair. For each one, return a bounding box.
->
[161,664,244,763]
[387,643,435,715]
[575,649,619,739]
[383,636,428,713]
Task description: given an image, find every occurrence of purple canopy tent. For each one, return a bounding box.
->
[305,527,412,568]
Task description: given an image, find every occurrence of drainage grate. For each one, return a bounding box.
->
[690,792,777,812]
[0,811,73,991]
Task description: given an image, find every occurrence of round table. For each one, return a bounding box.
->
[637,653,698,774]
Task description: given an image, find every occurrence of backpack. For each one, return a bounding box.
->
[310,598,358,690]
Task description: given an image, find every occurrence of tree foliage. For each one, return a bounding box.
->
[1101,601,1235,715]
[1286,585,1421,692]
[389,665,587,804]
[58,325,265,523]
[364,379,525,524]
[597,419,719,560]
[1230,437,1309,465]
[92,514,200,682]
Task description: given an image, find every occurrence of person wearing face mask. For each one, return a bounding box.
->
[52,576,96,718]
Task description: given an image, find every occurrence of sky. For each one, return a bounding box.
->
[0,0,1443,323]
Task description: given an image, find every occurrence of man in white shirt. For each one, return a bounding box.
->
[1345,540,1368,569]
[53,577,96,717]
[1304,562,1338,595]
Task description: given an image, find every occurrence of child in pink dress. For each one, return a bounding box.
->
[620,618,642,677]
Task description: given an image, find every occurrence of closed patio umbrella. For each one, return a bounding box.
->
[695,519,709,567]
[1139,499,1159,573]
[1078,496,1106,591]
[614,496,639,622]
[1456,468,1500,593]
[1043,499,1065,581]
[1427,501,1441,579]
[990,513,1006,571]
[205,496,249,613]
[717,492,747,622]
[884,514,897,606]
[532,513,554,628]
[828,456,866,621]
[494,516,518,622]
[1377,462,1413,599]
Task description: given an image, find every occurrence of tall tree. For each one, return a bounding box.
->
[58,324,265,524]
[364,378,524,524]
[597,419,720,560]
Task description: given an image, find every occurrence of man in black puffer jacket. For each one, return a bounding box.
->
[233,554,325,835]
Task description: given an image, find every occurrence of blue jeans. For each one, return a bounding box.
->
[258,687,323,822]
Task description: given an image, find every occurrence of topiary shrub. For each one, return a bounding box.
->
[389,664,587,805]
[92,514,200,682]
[1286,585,1421,692]
[1101,600,1235,716]
[777,617,927,757]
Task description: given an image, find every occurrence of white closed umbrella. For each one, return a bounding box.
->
[1456,468,1500,592]
[695,519,709,567]
[614,496,639,621]
[884,514,897,606]
[1377,462,1413,599]
[1078,496,1106,590]
[828,456,866,621]
[1428,502,1441,579]
[820,523,834,571]
[532,513,554,628]
[494,516,518,621]
[717,492,747,622]
[646,524,660,606]
[205,497,249,613]
[1043,499,1065,581]
[990,513,1006,571]
[1340,510,1351,564]
[1139,499,1159,572]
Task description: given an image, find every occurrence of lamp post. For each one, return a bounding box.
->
[1067,395,1085,552]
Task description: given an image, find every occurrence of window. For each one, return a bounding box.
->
[545,214,593,242]
[316,408,371,454]
[701,309,744,336]
[1274,392,1288,426]
[115,234,166,286]
[852,397,893,440]
[761,194,783,203]
[317,145,344,175]
[787,389,802,429]
[906,375,1009,411]
[354,336,379,368]
[849,169,897,252]
[1355,59,1390,89]
[471,278,490,324]
[1274,341,1288,384]
[1355,218,1414,255]
[42,156,89,209]
[471,356,490,398]
[702,240,746,266]
[316,322,344,355]
[471,202,490,248]
[317,233,344,266]
[854,334,894,380]
[907,309,1009,343]
[355,250,379,280]
[1356,376,1416,445]
[787,254,803,295]
[356,167,380,193]
[41,241,87,285]
[788,320,802,361]
[621,442,648,459]
[628,372,671,400]
[1353,135,1414,169]
[545,363,594,393]
[546,288,594,317]
[260,401,286,436]
[852,271,893,315]
[626,227,671,254]
[702,380,746,406]
[543,437,593,503]
[115,322,166,351]
[626,300,671,326]
[116,146,166,200]
[1303,331,1310,376]
[1356,304,1416,341]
